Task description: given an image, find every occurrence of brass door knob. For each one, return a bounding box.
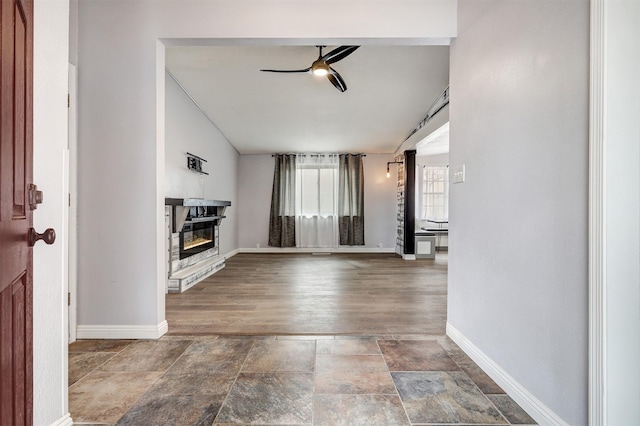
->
[28,228,56,247]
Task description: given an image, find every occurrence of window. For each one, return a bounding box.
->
[298,165,337,218]
[295,155,339,247]
[422,166,449,220]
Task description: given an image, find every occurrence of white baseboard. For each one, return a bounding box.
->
[77,320,168,340]
[237,247,396,254]
[225,248,241,258]
[446,322,568,426]
[49,413,73,426]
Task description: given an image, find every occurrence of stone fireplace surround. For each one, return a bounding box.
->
[165,198,231,293]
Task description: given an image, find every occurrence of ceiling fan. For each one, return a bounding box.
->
[260,46,360,93]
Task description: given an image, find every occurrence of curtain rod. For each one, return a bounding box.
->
[271,153,366,157]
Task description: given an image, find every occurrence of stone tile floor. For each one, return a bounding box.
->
[69,335,537,425]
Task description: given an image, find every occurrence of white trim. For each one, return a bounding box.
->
[446,322,568,426]
[237,247,396,254]
[589,0,606,424]
[225,248,241,258]
[67,63,78,344]
[49,413,73,426]
[155,40,167,337]
[76,320,168,340]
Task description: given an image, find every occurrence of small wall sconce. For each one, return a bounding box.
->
[386,161,403,178]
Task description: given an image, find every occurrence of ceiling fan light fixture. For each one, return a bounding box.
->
[260,45,359,92]
[312,61,329,77]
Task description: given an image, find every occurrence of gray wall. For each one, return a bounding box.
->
[237,155,273,249]
[76,0,456,331]
[165,75,239,254]
[237,154,397,250]
[448,1,588,425]
[68,0,78,65]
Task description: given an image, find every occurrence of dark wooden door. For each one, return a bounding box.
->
[1,0,34,424]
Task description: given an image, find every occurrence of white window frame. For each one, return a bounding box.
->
[421,165,449,221]
[296,162,338,218]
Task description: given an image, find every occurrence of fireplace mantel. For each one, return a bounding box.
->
[165,197,231,207]
[165,198,231,233]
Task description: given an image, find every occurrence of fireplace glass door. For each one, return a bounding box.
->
[180,221,215,259]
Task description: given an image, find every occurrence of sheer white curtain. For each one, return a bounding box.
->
[295,154,339,248]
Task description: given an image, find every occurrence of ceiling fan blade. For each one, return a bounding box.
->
[327,68,347,92]
[322,46,360,65]
[260,67,311,73]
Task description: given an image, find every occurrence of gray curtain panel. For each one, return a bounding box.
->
[268,154,297,247]
[338,154,365,245]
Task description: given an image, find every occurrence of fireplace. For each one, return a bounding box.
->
[165,198,231,292]
[180,219,215,259]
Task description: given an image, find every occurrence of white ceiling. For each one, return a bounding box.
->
[166,45,450,155]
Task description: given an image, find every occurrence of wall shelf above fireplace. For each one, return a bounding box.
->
[166,198,231,207]
[165,198,231,233]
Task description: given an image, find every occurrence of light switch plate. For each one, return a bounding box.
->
[453,164,465,184]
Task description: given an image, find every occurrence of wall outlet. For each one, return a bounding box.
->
[256,243,260,249]
[453,164,466,184]
[377,243,383,248]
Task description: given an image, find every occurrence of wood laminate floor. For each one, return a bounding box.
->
[166,253,448,336]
